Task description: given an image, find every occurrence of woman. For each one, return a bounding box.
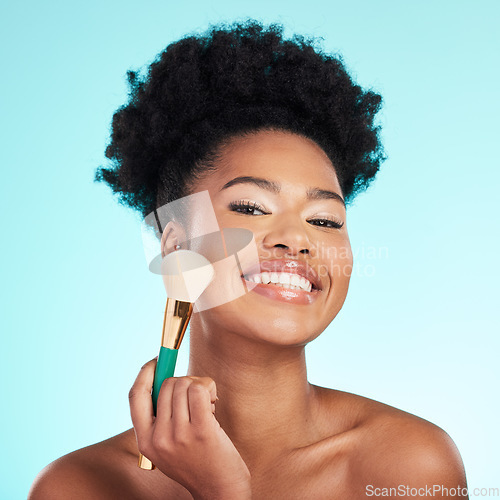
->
[29,20,468,499]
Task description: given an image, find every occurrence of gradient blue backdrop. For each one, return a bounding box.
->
[1,1,499,498]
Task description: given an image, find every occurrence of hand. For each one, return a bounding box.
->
[129,358,252,500]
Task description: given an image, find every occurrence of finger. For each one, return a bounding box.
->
[188,382,213,426]
[171,378,192,425]
[129,358,156,440]
[188,376,217,404]
[152,377,178,446]
[185,377,217,413]
[156,377,183,422]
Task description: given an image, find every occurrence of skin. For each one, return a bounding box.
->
[29,130,468,499]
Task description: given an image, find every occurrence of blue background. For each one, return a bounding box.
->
[1,0,498,497]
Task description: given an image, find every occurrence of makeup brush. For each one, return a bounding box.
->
[138,248,214,470]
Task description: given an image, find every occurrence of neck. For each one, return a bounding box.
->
[186,313,320,470]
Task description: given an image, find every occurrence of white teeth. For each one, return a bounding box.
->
[279,272,291,285]
[245,272,314,291]
[260,272,271,284]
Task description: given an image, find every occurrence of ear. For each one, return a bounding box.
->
[160,221,188,257]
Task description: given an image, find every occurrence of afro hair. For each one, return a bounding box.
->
[95,19,385,219]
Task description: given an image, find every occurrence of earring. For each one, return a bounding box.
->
[174,244,181,250]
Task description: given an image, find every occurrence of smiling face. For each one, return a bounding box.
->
[181,129,353,346]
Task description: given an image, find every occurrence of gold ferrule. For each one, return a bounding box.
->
[161,297,193,350]
[138,454,155,470]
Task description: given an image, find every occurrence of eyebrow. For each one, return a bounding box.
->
[220,176,345,207]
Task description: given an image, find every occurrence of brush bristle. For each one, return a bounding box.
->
[161,250,214,302]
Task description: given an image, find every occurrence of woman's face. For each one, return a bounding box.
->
[183,129,353,346]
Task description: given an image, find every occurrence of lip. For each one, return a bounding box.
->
[240,276,321,305]
[241,259,323,291]
[240,259,324,305]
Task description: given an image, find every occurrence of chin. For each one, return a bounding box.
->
[194,288,344,346]
[236,312,328,347]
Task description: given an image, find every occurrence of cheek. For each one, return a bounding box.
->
[324,237,353,289]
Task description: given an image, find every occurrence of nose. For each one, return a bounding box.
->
[262,217,314,257]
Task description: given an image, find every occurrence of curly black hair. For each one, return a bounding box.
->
[95,19,385,220]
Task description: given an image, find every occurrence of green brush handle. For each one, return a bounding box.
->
[152,346,179,414]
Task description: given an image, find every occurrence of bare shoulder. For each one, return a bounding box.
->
[28,429,191,500]
[362,408,467,488]
[314,386,468,494]
[28,430,137,500]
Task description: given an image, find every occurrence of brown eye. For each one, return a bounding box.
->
[229,201,267,215]
[308,218,344,229]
